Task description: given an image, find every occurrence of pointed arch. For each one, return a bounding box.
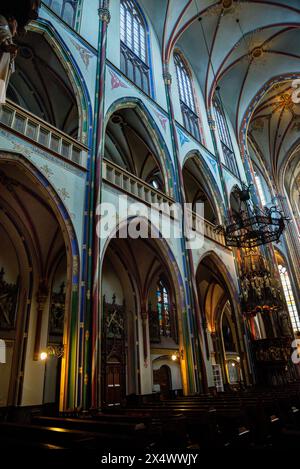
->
[0,151,80,411]
[104,98,175,197]
[182,150,225,224]
[22,19,93,145]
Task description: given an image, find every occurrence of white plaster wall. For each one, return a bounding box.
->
[152,357,183,391]
[79,0,100,48]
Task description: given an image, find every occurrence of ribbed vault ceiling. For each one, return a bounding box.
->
[139,0,300,190]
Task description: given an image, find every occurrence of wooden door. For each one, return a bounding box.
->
[106,360,122,406]
[159,365,171,398]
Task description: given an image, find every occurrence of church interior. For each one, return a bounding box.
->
[1,0,300,456]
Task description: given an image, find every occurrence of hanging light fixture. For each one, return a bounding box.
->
[215,183,288,248]
[197,2,287,247]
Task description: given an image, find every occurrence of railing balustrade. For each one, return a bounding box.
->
[103,159,227,247]
[0,100,88,168]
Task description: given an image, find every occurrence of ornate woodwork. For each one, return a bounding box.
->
[252,338,296,386]
[101,295,126,407]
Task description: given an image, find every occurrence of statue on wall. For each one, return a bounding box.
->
[278,309,293,338]
[0,1,40,103]
[0,15,18,104]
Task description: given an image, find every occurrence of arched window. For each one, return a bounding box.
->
[213,96,239,178]
[278,264,300,332]
[254,171,266,206]
[174,53,201,142]
[157,280,171,338]
[44,0,78,27]
[120,0,150,95]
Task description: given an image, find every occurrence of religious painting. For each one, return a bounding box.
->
[0,267,19,331]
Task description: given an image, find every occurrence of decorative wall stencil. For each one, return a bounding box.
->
[0,268,19,331]
[207,154,218,175]
[177,128,189,146]
[12,142,32,159]
[40,164,54,179]
[71,39,94,70]
[109,70,128,90]
[57,187,70,201]
[153,109,168,132]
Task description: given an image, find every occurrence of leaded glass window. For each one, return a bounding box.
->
[254,172,266,206]
[156,281,171,338]
[278,264,300,332]
[174,53,201,142]
[214,97,239,178]
[120,0,150,94]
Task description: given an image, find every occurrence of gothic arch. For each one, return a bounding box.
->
[182,150,225,224]
[104,98,175,198]
[0,151,80,410]
[196,250,240,314]
[14,20,92,144]
[100,216,191,394]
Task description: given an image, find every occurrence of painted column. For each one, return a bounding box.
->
[205,107,252,385]
[163,67,208,394]
[82,0,110,411]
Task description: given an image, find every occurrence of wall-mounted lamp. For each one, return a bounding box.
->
[171,350,184,361]
[40,351,48,361]
[39,345,64,361]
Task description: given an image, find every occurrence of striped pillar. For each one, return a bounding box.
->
[163,67,208,394]
[82,0,111,411]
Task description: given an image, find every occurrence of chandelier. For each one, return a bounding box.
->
[240,249,283,316]
[215,184,287,248]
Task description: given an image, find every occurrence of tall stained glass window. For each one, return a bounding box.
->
[120,0,150,94]
[278,264,300,332]
[254,172,267,206]
[156,280,171,337]
[174,53,201,142]
[214,97,239,178]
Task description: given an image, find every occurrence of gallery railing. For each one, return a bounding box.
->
[103,159,227,247]
[0,100,88,168]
